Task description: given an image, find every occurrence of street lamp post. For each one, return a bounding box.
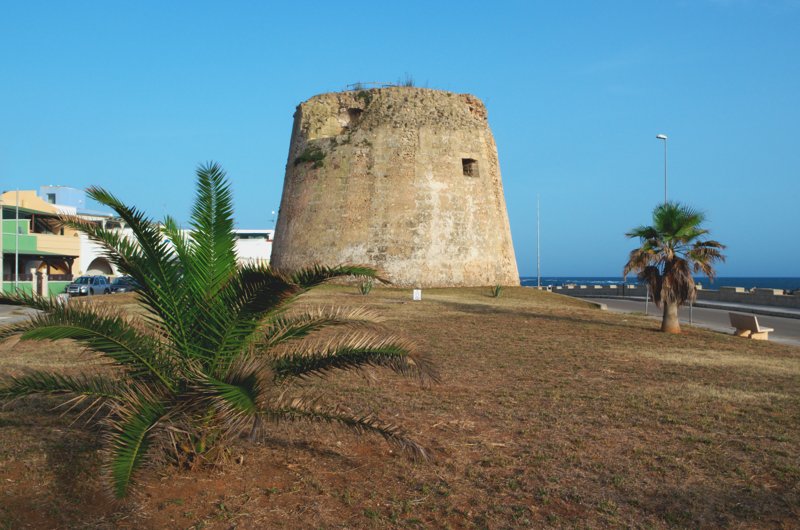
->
[536,194,541,289]
[14,190,19,290]
[656,134,668,204]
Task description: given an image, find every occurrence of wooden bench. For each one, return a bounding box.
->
[729,312,774,340]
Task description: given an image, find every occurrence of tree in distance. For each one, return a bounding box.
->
[0,162,437,497]
[623,202,726,334]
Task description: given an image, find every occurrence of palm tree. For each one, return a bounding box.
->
[623,202,725,334]
[0,162,437,497]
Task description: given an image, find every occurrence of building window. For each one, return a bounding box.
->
[46,193,56,204]
[462,158,479,177]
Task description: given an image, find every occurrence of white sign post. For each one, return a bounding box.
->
[412,289,422,301]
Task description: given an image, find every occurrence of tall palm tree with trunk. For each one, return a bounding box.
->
[0,162,437,497]
[624,202,725,334]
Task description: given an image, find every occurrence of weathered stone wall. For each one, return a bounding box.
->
[271,87,519,287]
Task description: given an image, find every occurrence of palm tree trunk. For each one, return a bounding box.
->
[661,301,681,333]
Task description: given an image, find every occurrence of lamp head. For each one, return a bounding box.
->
[656,134,668,140]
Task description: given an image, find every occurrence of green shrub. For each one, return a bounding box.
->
[355,90,373,106]
[399,73,415,87]
[294,145,326,168]
[359,278,374,295]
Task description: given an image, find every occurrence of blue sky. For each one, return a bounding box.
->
[2,1,798,277]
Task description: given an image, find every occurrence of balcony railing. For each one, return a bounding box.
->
[2,274,34,282]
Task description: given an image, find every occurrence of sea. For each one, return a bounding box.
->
[520,277,800,292]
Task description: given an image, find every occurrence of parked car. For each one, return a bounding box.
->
[65,275,111,296]
[110,276,141,293]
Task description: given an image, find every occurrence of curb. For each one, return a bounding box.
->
[570,295,800,320]
[548,291,607,311]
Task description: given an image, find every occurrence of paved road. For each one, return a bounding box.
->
[0,304,38,326]
[582,297,800,347]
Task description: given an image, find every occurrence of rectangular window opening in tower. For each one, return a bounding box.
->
[462,158,479,177]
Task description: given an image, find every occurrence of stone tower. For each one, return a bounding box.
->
[271,87,519,287]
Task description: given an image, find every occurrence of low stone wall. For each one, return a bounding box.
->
[553,284,800,309]
[695,288,800,308]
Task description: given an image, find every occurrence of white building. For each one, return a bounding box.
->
[38,187,275,276]
[233,229,274,266]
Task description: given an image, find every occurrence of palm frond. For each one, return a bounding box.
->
[162,215,196,269]
[206,264,300,373]
[0,372,124,401]
[59,215,188,333]
[83,186,192,353]
[60,214,143,276]
[0,289,60,312]
[202,376,259,413]
[263,306,384,347]
[259,397,428,459]
[290,264,386,289]
[210,266,384,371]
[625,225,658,240]
[8,303,175,390]
[674,225,707,242]
[688,240,727,280]
[661,257,695,305]
[187,162,237,296]
[271,333,439,383]
[104,386,167,498]
[190,356,275,437]
[653,202,704,236]
[623,247,656,278]
[637,266,663,307]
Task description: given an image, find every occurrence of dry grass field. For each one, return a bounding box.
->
[1,287,798,529]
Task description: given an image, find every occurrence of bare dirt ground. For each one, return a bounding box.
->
[1,287,798,529]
